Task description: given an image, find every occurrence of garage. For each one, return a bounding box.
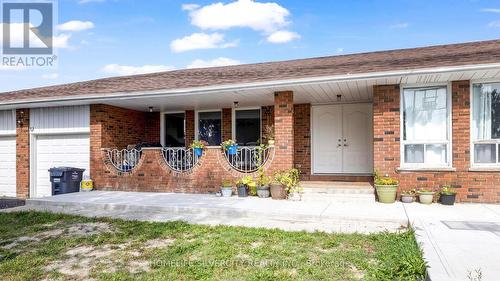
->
[0,110,16,197]
[30,106,90,198]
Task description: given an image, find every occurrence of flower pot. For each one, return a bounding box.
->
[401,195,415,203]
[237,184,248,197]
[375,184,398,203]
[418,192,435,204]
[221,187,232,197]
[256,186,270,198]
[194,147,203,157]
[227,145,238,155]
[440,193,456,205]
[270,183,286,200]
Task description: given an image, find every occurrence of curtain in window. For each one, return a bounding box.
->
[198,112,221,146]
[472,84,492,140]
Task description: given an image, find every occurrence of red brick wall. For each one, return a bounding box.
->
[16,109,29,198]
[222,108,232,141]
[145,112,160,144]
[91,92,296,193]
[273,91,294,171]
[185,110,195,146]
[373,82,500,203]
[293,104,311,177]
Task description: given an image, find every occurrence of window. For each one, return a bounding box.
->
[472,83,500,165]
[234,109,261,146]
[164,113,185,147]
[197,111,221,146]
[401,86,450,167]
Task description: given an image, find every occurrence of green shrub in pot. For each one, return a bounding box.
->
[256,167,271,198]
[440,185,457,205]
[374,171,398,203]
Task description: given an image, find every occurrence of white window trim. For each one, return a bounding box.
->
[195,109,222,148]
[160,111,185,147]
[231,107,262,143]
[399,83,453,169]
[469,80,500,168]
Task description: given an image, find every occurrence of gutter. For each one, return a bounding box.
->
[2,62,500,109]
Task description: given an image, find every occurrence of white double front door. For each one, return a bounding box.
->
[312,103,373,174]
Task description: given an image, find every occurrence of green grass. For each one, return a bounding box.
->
[0,211,425,280]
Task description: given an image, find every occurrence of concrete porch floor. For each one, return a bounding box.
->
[4,191,500,280]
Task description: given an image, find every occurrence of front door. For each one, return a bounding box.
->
[312,103,373,174]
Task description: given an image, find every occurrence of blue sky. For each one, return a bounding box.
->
[1,0,500,92]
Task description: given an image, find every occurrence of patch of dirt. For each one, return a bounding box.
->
[143,238,175,249]
[250,241,263,249]
[350,265,365,279]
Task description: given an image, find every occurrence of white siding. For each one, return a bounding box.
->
[0,110,16,136]
[30,105,90,134]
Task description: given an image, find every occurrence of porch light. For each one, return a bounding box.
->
[233,101,239,108]
[336,94,342,102]
[148,106,153,112]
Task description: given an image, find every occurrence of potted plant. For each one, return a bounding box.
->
[256,168,271,198]
[221,139,238,155]
[271,172,287,200]
[417,189,435,204]
[220,179,233,197]
[235,176,256,197]
[440,185,457,205]
[190,140,206,157]
[400,189,416,203]
[264,125,275,146]
[374,171,398,203]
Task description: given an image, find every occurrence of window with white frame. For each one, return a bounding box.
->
[197,111,222,146]
[234,109,261,146]
[472,83,500,165]
[401,86,450,167]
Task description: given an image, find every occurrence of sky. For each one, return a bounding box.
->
[1,0,500,92]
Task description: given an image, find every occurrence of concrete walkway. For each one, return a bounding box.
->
[3,191,500,280]
[405,203,500,281]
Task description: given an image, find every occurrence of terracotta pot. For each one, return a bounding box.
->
[270,183,286,200]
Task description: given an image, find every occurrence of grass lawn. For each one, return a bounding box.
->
[0,211,425,280]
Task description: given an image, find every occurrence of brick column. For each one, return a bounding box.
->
[373,85,400,178]
[261,105,274,143]
[274,91,294,171]
[16,109,30,198]
[294,104,311,177]
[145,112,160,143]
[185,110,195,146]
[222,108,232,141]
[451,81,471,172]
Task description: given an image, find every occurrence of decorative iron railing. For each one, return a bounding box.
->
[224,146,272,173]
[162,147,200,173]
[106,148,142,172]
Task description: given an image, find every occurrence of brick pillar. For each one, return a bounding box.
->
[185,110,195,146]
[222,108,232,141]
[90,105,103,187]
[373,85,400,178]
[261,105,274,143]
[274,91,294,171]
[16,109,30,198]
[145,112,160,143]
[294,104,311,177]
[451,81,471,172]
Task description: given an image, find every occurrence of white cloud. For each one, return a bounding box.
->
[481,8,500,13]
[53,33,72,48]
[57,20,95,32]
[101,64,175,76]
[182,3,200,11]
[42,73,59,79]
[186,57,241,69]
[335,48,344,54]
[188,0,290,33]
[170,32,237,53]
[266,30,300,43]
[488,20,500,28]
[390,22,409,29]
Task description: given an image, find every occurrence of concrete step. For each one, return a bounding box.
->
[300,181,375,202]
[301,193,375,203]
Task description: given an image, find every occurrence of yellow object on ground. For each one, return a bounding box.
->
[81,180,93,191]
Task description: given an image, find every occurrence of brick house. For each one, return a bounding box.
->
[0,39,499,203]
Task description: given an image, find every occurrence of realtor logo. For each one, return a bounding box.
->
[2,1,53,54]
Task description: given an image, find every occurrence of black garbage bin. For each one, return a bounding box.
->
[48,167,85,195]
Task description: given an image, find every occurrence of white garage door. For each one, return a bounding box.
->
[0,136,16,197]
[34,134,90,198]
